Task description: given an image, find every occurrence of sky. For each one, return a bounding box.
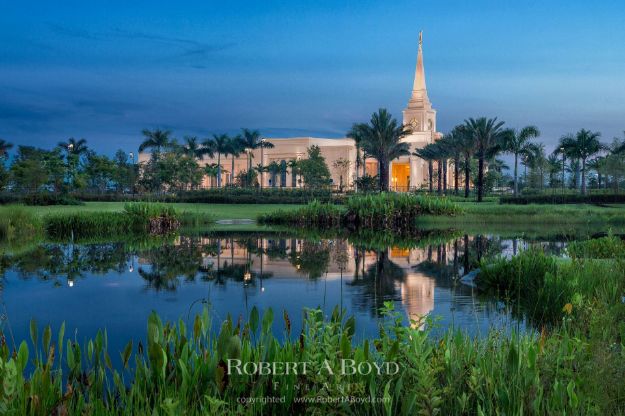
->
[1,0,624,156]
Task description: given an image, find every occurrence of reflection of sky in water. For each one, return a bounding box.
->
[1,234,565,369]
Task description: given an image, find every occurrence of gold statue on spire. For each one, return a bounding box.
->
[419,30,423,47]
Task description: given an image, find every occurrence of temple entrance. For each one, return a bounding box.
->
[391,162,410,191]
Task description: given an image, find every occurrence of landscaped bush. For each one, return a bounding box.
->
[567,235,625,259]
[500,193,625,205]
[73,188,341,204]
[0,193,83,206]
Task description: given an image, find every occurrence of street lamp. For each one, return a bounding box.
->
[260,138,266,189]
[129,151,136,197]
[560,147,565,194]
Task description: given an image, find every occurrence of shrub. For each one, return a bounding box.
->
[0,193,83,206]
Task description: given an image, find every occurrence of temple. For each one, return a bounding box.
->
[140,31,441,190]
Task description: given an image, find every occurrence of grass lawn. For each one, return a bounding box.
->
[0,202,303,222]
[420,200,625,230]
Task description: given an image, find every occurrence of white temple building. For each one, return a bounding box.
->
[140,32,442,190]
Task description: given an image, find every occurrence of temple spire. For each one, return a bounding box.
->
[409,30,430,108]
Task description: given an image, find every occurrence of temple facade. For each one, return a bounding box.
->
[140,32,441,190]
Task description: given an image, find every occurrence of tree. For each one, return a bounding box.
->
[203,164,220,188]
[182,136,213,160]
[205,134,231,188]
[0,139,12,191]
[353,109,410,191]
[10,146,65,193]
[332,157,352,192]
[227,136,244,186]
[266,161,281,188]
[525,143,546,190]
[464,117,508,202]
[346,124,367,190]
[139,129,173,161]
[0,139,13,158]
[84,152,115,193]
[298,145,332,189]
[559,129,604,195]
[287,159,299,188]
[546,153,562,189]
[413,144,437,192]
[57,137,89,190]
[240,129,274,184]
[502,126,540,196]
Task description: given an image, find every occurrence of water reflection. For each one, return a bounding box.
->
[0,232,572,347]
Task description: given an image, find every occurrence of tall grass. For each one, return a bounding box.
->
[258,193,461,232]
[0,303,615,415]
[0,207,42,247]
[44,203,182,239]
[567,235,625,259]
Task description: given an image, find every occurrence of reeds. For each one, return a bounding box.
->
[258,193,462,232]
[44,203,183,239]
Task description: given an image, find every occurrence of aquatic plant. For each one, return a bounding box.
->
[0,302,615,415]
[567,234,625,259]
[44,203,183,239]
[258,193,462,232]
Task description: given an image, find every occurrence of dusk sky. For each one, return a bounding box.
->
[1,0,624,155]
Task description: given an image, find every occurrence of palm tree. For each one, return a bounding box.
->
[57,138,89,189]
[452,125,475,198]
[347,124,366,190]
[266,161,281,188]
[559,129,603,195]
[287,159,299,188]
[440,129,464,195]
[413,144,437,192]
[138,129,173,161]
[502,126,540,196]
[227,135,244,185]
[525,143,546,190]
[354,109,410,191]
[182,136,213,160]
[240,129,274,187]
[546,153,562,189]
[586,157,605,189]
[464,117,508,202]
[58,137,89,156]
[206,134,231,188]
[0,139,14,158]
[203,164,220,188]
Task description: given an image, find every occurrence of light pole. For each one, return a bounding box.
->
[560,147,565,194]
[129,151,135,197]
[260,138,266,189]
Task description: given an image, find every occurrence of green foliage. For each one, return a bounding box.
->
[0,207,42,244]
[1,301,621,414]
[44,203,184,239]
[567,235,625,259]
[297,145,332,189]
[259,193,462,232]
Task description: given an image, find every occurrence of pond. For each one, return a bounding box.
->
[0,231,567,368]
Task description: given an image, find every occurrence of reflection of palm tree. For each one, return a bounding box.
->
[138,268,179,292]
[348,249,406,316]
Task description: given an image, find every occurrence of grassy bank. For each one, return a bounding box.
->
[0,203,215,244]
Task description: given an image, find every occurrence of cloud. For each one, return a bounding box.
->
[47,23,236,63]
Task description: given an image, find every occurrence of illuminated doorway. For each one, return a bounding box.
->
[391,163,410,191]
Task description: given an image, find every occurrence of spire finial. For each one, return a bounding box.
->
[419,30,423,47]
